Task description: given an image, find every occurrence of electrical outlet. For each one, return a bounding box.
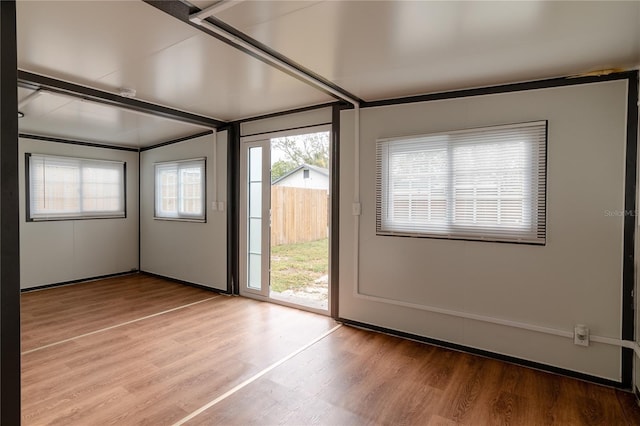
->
[211,201,217,211]
[574,324,589,347]
[218,201,225,211]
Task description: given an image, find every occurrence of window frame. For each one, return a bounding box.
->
[153,157,207,223]
[25,153,127,222]
[376,121,547,245]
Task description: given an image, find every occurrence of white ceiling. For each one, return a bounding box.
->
[15,0,640,147]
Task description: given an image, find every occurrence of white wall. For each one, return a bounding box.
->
[19,139,139,289]
[140,132,227,290]
[339,80,629,381]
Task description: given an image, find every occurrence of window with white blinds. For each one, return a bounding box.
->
[154,158,206,221]
[27,154,126,221]
[376,121,547,244]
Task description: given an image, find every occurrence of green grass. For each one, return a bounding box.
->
[270,238,328,293]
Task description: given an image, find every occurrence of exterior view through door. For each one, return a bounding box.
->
[240,128,330,313]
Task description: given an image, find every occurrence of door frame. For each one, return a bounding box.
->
[239,124,333,315]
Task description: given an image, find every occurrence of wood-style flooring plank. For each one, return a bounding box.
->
[21,274,214,351]
[22,277,337,425]
[21,275,640,425]
[186,326,640,426]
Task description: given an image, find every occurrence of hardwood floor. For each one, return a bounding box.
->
[21,274,640,425]
[21,274,214,352]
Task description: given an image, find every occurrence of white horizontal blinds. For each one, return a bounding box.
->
[155,158,205,220]
[81,160,124,214]
[180,163,204,217]
[376,121,547,244]
[29,154,125,220]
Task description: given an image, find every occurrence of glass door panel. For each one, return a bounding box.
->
[247,147,262,291]
[240,141,270,297]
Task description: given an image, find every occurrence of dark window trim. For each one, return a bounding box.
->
[153,157,207,223]
[25,153,128,222]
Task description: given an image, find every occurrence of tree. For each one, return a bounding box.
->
[270,132,329,181]
[271,159,297,181]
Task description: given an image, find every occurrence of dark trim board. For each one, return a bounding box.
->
[140,271,230,295]
[227,122,240,295]
[22,271,229,296]
[0,1,21,424]
[339,318,625,389]
[621,70,639,389]
[330,104,341,319]
[238,102,342,125]
[140,130,214,152]
[138,151,142,271]
[20,271,138,293]
[19,133,139,152]
[362,71,638,108]
[18,70,226,128]
[241,122,332,139]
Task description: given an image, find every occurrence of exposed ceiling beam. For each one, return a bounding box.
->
[143,0,364,106]
[17,70,227,129]
[191,0,244,21]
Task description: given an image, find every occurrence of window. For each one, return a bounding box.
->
[376,121,547,244]
[27,154,126,221]
[154,158,206,221]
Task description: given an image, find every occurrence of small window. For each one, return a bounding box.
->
[376,121,547,244]
[27,153,126,221]
[154,158,206,221]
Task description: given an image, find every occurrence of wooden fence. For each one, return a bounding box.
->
[271,186,328,246]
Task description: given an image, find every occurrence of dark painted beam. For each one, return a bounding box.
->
[329,104,342,319]
[18,70,226,129]
[621,70,639,389]
[143,0,363,105]
[0,1,22,424]
[19,133,139,152]
[226,122,240,295]
[139,130,214,152]
[362,71,639,108]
